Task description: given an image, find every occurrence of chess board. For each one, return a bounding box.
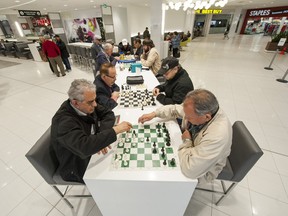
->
[111,123,179,170]
[119,89,156,108]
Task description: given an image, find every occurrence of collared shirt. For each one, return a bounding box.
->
[70,102,95,134]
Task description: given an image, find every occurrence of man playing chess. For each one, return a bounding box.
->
[138,89,232,184]
[94,63,120,110]
[152,57,194,105]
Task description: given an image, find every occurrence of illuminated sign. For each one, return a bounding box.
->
[31,16,51,27]
[195,9,222,14]
[18,10,41,17]
[249,10,270,16]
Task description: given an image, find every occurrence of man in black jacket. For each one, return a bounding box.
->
[133,38,143,61]
[153,57,194,105]
[94,63,120,110]
[55,35,71,72]
[51,79,132,183]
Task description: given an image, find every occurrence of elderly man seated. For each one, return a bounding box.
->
[95,43,119,77]
[138,89,232,184]
[51,79,132,183]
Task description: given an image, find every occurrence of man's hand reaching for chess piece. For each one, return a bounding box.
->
[138,112,156,124]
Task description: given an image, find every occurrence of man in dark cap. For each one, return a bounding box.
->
[152,57,194,105]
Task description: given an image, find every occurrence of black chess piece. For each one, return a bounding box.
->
[153,142,156,147]
[121,85,124,90]
[157,123,160,129]
[146,136,149,142]
[166,141,171,146]
[158,132,162,137]
[152,147,157,154]
[141,106,144,110]
[162,123,166,128]
[163,160,167,166]
[170,158,176,166]
[161,152,165,159]
[152,101,156,106]
[161,146,165,152]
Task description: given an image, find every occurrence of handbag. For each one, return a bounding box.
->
[126,75,144,85]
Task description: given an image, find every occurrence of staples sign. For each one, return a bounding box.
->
[249,9,271,17]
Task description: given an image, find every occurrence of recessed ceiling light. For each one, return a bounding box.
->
[119,5,122,7]
[145,4,148,6]
[74,8,78,10]
[43,8,46,10]
[271,2,274,3]
[90,0,94,2]
[93,5,96,8]
[64,4,67,7]
[15,0,20,2]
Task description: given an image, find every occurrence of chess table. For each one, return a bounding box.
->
[84,69,197,216]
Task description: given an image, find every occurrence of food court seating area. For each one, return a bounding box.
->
[1,41,33,59]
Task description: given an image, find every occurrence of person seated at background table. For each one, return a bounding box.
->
[51,79,132,183]
[153,56,194,105]
[95,43,120,77]
[141,39,161,75]
[133,38,143,61]
[94,63,120,110]
[118,38,134,55]
[138,89,232,184]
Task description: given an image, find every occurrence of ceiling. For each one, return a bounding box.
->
[0,0,287,14]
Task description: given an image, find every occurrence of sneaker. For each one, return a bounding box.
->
[62,74,66,77]
[57,74,60,77]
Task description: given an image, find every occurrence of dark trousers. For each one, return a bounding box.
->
[62,57,71,70]
[173,48,179,58]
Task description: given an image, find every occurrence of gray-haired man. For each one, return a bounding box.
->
[138,89,232,184]
[51,79,132,183]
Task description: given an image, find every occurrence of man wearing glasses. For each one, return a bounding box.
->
[152,57,194,105]
[51,79,132,183]
[94,63,120,110]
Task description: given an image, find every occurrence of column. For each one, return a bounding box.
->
[202,14,212,36]
[184,9,196,38]
[277,17,287,34]
[150,0,163,58]
[229,8,243,37]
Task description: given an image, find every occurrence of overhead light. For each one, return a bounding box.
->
[64,4,67,7]
[145,4,148,6]
[15,0,20,2]
[93,5,96,8]
[165,0,229,11]
[119,5,122,7]
[74,8,78,10]
[43,8,46,10]
[90,0,94,2]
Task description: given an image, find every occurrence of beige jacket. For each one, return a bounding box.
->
[141,47,161,75]
[155,104,232,183]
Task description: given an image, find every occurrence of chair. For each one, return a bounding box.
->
[196,121,263,205]
[25,127,91,209]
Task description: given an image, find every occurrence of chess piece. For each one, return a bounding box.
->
[152,101,156,106]
[161,152,165,159]
[162,122,166,128]
[161,146,165,152]
[146,136,149,142]
[141,106,144,110]
[153,142,156,147]
[152,147,157,154]
[166,141,171,146]
[163,160,167,166]
[170,158,176,166]
[158,132,162,137]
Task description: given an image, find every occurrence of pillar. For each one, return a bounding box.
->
[150,0,163,58]
[229,8,243,37]
[202,14,212,36]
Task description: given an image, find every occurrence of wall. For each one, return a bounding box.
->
[112,7,129,44]
[60,8,102,20]
[127,5,150,37]
[164,9,186,32]
[5,14,27,40]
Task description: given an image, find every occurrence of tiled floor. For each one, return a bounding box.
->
[0,34,287,215]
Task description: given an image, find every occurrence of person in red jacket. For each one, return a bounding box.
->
[42,35,66,77]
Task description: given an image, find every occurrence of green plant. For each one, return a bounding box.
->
[271,32,288,43]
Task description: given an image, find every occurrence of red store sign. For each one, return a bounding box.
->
[31,16,51,27]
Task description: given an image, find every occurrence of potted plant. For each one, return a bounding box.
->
[265,32,288,51]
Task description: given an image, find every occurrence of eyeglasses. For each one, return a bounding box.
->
[105,74,117,79]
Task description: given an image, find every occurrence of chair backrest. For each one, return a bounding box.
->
[228,121,263,182]
[25,127,59,184]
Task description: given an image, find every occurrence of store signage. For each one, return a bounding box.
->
[278,38,287,47]
[31,16,51,27]
[249,9,270,16]
[18,10,41,17]
[195,9,222,14]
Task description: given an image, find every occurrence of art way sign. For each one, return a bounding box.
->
[18,10,41,17]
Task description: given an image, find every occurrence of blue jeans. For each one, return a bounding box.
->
[62,57,71,70]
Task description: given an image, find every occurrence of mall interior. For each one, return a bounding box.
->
[0,0,288,216]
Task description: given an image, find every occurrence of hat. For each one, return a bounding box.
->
[158,57,179,75]
[54,34,60,38]
[122,38,128,46]
[94,35,102,40]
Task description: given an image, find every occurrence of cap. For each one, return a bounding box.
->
[94,35,102,40]
[122,38,128,46]
[158,57,179,75]
[54,34,60,38]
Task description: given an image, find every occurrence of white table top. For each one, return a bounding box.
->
[84,69,194,183]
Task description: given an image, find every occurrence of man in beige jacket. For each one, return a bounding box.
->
[141,39,161,75]
[138,89,232,184]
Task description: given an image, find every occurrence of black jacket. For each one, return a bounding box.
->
[94,75,120,109]
[95,51,117,72]
[51,100,117,183]
[156,68,194,105]
[118,42,134,55]
[134,45,143,60]
[56,40,69,58]
[91,43,103,60]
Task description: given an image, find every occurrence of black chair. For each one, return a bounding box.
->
[196,121,263,205]
[25,127,91,209]
[3,43,17,57]
[14,43,32,59]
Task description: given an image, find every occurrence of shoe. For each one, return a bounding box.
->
[62,74,66,77]
[57,74,60,77]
